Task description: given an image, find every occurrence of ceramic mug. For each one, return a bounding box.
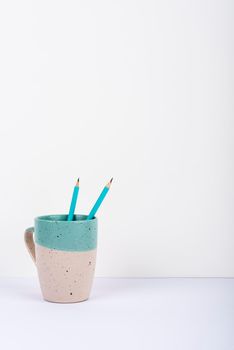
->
[24,214,97,303]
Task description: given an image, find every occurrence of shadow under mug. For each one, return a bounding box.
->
[24,214,97,303]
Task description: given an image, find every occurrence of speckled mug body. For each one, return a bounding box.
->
[34,215,97,303]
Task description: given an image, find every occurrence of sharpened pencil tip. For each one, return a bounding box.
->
[76,178,80,186]
[106,177,113,188]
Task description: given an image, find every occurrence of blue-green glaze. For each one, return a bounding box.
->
[34,214,97,252]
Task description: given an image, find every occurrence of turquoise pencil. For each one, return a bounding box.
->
[87,178,113,220]
[68,178,80,221]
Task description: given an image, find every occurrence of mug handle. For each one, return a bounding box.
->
[24,227,36,264]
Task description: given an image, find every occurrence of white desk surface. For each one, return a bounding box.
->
[0,277,233,350]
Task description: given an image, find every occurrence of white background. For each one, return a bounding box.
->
[1,278,233,350]
[0,0,233,277]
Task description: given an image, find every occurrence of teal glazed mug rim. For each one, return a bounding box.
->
[34,214,98,252]
[36,214,96,223]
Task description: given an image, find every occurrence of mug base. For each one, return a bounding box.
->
[43,297,89,304]
[35,244,97,305]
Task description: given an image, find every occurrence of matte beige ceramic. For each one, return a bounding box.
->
[24,229,97,303]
